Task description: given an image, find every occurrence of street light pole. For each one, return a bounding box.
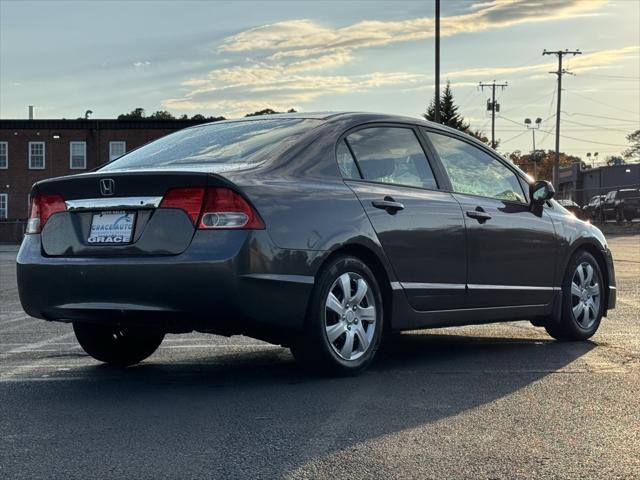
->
[524,117,542,179]
[434,0,441,123]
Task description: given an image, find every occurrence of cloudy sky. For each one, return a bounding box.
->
[1,0,638,159]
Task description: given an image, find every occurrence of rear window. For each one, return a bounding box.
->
[619,189,638,199]
[100,119,318,171]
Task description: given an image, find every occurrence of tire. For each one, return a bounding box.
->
[615,206,623,223]
[73,322,164,366]
[545,251,604,341]
[291,255,383,375]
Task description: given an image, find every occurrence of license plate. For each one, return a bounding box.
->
[88,211,135,244]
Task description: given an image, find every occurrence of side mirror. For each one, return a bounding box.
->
[530,180,555,206]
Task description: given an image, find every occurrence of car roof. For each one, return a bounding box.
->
[195,111,448,130]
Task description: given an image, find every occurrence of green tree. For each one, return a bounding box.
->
[424,81,470,132]
[245,108,297,117]
[622,129,640,161]
[117,107,145,120]
[606,155,625,166]
[147,110,175,120]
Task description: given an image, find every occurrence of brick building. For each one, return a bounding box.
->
[0,119,206,242]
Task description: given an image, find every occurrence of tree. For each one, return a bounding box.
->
[115,109,225,122]
[622,129,640,161]
[606,155,625,166]
[117,107,145,120]
[424,81,470,132]
[423,82,499,147]
[245,108,296,117]
[508,149,581,181]
[147,110,175,120]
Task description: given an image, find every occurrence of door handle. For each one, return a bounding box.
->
[372,197,405,214]
[466,208,492,223]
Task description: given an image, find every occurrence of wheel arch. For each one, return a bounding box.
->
[312,242,395,334]
[567,240,611,313]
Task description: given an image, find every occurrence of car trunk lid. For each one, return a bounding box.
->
[33,171,228,256]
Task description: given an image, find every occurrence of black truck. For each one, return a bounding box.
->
[600,188,640,222]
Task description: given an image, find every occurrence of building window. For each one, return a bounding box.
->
[109,141,126,161]
[0,194,7,219]
[0,142,7,169]
[70,141,87,169]
[29,142,45,169]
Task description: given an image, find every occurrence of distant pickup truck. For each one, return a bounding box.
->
[600,188,640,222]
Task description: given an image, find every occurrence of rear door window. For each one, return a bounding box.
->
[345,127,438,189]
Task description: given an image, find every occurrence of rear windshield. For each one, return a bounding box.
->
[619,190,639,199]
[100,118,318,171]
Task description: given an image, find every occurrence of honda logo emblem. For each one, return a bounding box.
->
[100,178,115,196]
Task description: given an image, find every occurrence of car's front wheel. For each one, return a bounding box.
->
[291,256,383,375]
[73,322,164,366]
[545,251,604,341]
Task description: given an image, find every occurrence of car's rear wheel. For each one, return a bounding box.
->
[291,255,383,375]
[616,206,624,223]
[545,251,604,341]
[73,322,164,366]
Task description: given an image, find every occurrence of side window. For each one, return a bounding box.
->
[336,140,361,179]
[346,127,437,189]
[426,131,525,202]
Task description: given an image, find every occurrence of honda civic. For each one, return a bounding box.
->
[17,112,617,374]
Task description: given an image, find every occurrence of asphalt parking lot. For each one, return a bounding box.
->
[1,236,638,479]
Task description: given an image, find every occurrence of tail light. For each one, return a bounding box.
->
[26,194,66,234]
[159,188,205,225]
[160,187,264,230]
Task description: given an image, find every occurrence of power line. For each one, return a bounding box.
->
[537,128,629,147]
[500,129,529,145]
[578,73,640,80]
[566,90,640,116]
[497,88,555,115]
[542,48,582,187]
[562,112,640,124]
[562,118,632,133]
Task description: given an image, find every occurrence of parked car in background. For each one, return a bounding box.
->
[600,188,640,222]
[583,195,605,221]
[556,199,584,219]
[16,112,617,375]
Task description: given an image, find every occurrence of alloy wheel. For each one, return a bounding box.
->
[324,272,377,361]
[570,261,601,329]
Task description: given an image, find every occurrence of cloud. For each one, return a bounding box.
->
[164,71,430,117]
[164,0,610,116]
[444,46,640,80]
[217,1,607,57]
[133,60,151,68]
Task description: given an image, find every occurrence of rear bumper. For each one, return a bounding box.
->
[17,231,319,336]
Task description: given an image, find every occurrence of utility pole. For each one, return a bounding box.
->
[434,0,441,123]
[542,48,581,188]
[525,117,542,178]
[479,80,507,149]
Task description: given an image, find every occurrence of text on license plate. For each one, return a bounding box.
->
[88,211,135,244]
